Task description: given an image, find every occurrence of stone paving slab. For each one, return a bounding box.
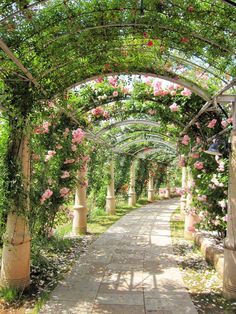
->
[40,199,198,314]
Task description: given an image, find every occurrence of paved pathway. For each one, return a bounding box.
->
[40,199,198,314]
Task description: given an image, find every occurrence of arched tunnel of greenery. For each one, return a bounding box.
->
[0,0,236,310]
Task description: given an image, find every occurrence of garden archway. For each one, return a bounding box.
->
[0,0,236,301]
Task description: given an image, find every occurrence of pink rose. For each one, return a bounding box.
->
[152,80,162,89]
[144,77,152,85]
[167,83,174,91]
[173,84,182,90]
[182,134,190,145]
[91,107,104,117]
[64,159,75,164]
[45,150,56,162]
[61,171,70,179]
[72,128,85,144]
[169,102,179,112]
[160,90,169,96]
[95,77,104,83]
[207,119,217,128]
[112,91,118,97]
[181,88,192,97]
[194,161,204,170]
[60,187,70,198]
[34,121,51,134]
[221,120,228,128]
[108,77,118,87]
[191,153,200,159]
[153,89,161,96]
[103,111,110,119]
[40,189,53,204]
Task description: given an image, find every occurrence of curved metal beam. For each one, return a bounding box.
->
[66,72,211,101]
[114,133,169,146]
[96,120,161,137]
[113,138,176,152]
[135,147,175,159]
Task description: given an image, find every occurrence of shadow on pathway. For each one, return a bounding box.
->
[40,198,197,314]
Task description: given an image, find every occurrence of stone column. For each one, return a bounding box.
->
[72,167,88,235]
[128,161,136,206]
[165,169,171,198]
[180,156,187,216]
[223,102,236,299]
[184,168,198,240]
[148,171,155,202]
[106,160,116,214]
[0,135,31,289]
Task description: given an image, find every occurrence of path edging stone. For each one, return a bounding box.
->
[194,232,224,277]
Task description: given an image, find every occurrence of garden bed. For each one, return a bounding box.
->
[194,231,224,277]
[171,209,236,313]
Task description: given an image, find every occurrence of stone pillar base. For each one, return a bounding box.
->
[165,189,170,199]
[184,213,197,240]
[128,192,136,207]
[184,230,195,240]
[0,214,30,290]
[148,189,155,202]
[223,245,236,299]
[72,205,88,235]
[106,196,116,215]
[180,197,186,218]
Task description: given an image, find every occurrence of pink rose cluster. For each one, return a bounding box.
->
[45,150,56,162]
[221,117,233,128]
[181,88,192,97]
[108,76,118,87]
[190,153,200,159]
[40,188,53,204]
[60,187,70,198]
[34,121,51,134]
[151,79,192,97]
[182,134,190,145]
[169,102,179,112]
[194,161,204,170]
[91,107,110,119]
[72,128,85,144]
[61,171,70,179]
[207,119,217,128]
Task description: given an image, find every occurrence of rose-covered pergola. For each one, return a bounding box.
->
[0,0,236,300]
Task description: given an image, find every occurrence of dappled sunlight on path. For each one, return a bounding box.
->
[40,199,197,314]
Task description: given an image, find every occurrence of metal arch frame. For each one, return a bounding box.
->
[135,147,176,159]
[8,22,233,57]
[114,128,172,139]
[37,43,228,85]
[96,120,162,137]
[66,72,211,101]
[113,138,176,152]
[113,133,174,147]
[2,0,234,25]
[39,46,227,84]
